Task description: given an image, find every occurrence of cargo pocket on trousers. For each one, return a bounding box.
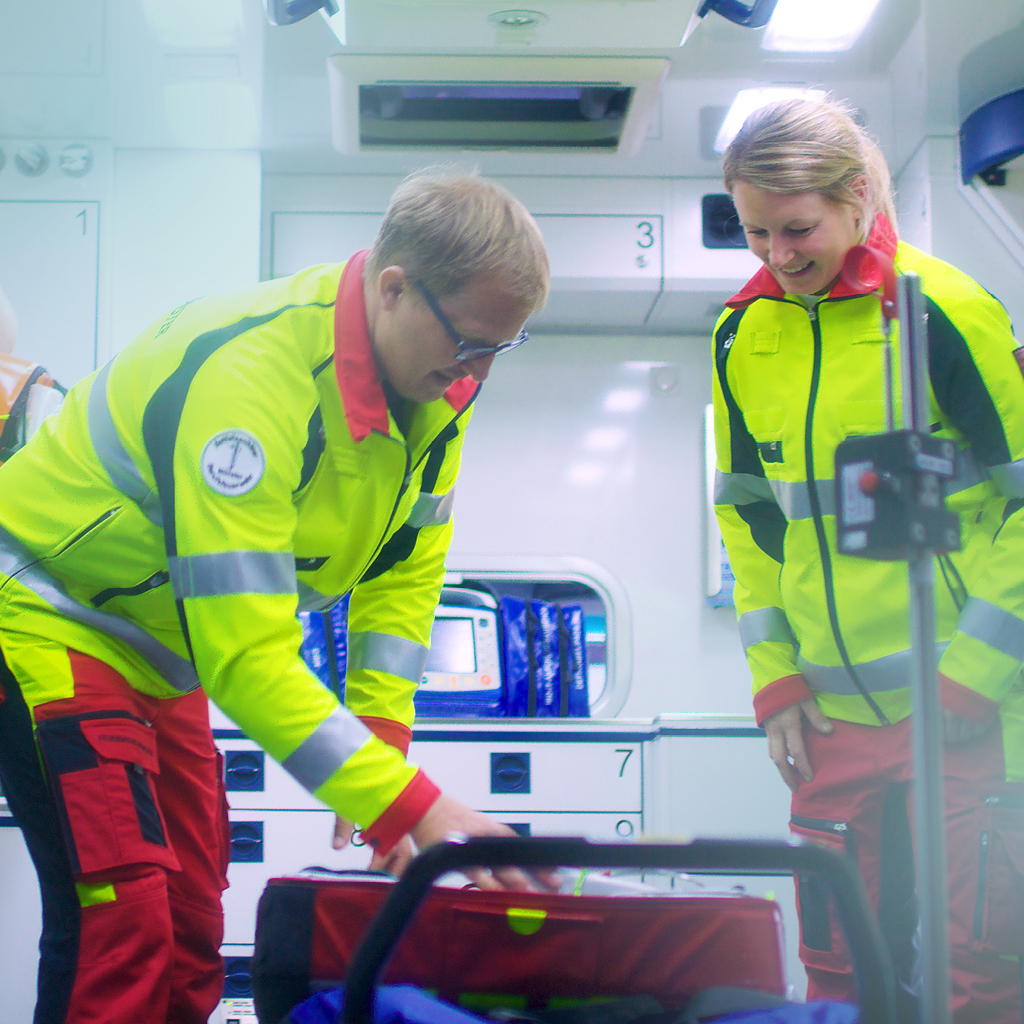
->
[35,711,180,876]
[972,797,1024,955]
[790,815,856,973]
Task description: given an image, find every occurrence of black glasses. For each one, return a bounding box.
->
[411,277,528,362]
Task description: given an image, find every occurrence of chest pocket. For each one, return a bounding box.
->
[744,407,786,467]
[840,400,886,438]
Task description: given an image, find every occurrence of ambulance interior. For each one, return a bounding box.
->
[1,0,1024,1019]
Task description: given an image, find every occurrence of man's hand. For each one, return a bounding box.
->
[333,801,562,892]
[410,793,562,893]
[763,698,833,792]
[333,815,416,875]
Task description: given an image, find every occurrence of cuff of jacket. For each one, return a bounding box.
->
[753,674,814,727]
[362,770,440,855]
[939,673,1000,725]
[359,716,412,757]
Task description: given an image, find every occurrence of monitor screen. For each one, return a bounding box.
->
[424,616,476,673]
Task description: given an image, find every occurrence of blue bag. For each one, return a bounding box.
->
[288,984,484,1024]
[500,597,589,717]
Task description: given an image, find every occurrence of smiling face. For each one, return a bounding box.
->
[731,180,864,296]
[368,267,534,404]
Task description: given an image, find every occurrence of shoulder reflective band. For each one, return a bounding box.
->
[988,457,1024,498]
[958,597,1024,662]
[799,642,949,695]
[87,362,164,527]
[280,707,372,793]
[0,526,200,693]
[167,550,297,600]
[739,606,796,650]
[347,630,429,683]
[406,489,455,529]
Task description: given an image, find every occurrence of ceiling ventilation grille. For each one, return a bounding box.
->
[328,55,669,156]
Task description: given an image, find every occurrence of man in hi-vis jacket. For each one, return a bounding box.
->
[0,168,551,1024]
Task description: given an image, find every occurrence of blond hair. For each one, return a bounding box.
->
[722,97,898,242]
[366,165,550,311]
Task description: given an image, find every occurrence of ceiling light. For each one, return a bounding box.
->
[568,463,608,486]
[603,388,647,413]
[583,427,628,452]
[714,86,826,153]
[761,0,882,52]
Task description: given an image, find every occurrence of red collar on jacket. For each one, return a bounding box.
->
[333,250,477,443]
[725,213,900,309]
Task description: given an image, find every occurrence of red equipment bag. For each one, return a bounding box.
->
[252,868,786,1023]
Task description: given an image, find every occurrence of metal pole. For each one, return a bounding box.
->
[899,272,953,1024]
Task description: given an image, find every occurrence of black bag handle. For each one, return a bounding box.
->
[341,836,896,1024]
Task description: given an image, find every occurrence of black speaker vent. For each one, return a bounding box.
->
[702,193,746,249]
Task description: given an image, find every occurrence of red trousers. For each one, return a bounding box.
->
[791,717,1024,1024]
[0,649,230,1024]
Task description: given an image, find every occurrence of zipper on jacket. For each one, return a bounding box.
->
[351,397,476,586]
[803,305,890,726]
[51,508,120,559]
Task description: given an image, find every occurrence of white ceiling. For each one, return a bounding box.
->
[0,1,1021,179]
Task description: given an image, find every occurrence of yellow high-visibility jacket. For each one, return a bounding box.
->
[713,220,1024,774]
[0,251,473,847]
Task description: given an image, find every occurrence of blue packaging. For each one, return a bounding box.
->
[500,597,589,718]
[559,605,590,718]
[298,594,349,700]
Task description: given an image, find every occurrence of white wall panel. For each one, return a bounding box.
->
[111,150,261,354]
[450,334,751,719]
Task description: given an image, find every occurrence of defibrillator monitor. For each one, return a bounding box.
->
[420,592,501,694]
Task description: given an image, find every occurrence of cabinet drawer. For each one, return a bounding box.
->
[490,811,642,841]
[216,737,324,811]
[222,809,369,944]
[409,741,642,812]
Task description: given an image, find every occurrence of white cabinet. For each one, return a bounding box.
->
[214,719,651,947]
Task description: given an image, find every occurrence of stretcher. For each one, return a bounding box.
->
[251,836,896,1024]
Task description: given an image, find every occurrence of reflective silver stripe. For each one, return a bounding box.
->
[799,643,949,695]
[87,361,163,527]
[958,597,1024,662]
[406,489,455,529]
[738,607,796,650]
[947,445,988,496]
[988,457,1024,498]
[714,471,774,506]
[280,708,372,793]
[167,551,296,600]
[297,582,342,613]
[347,630,429,683]
[0,527,200,693]
[767,479,836,521]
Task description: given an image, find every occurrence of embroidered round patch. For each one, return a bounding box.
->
[201,429,266,496]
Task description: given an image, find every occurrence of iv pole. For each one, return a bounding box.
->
[900,272,953,1024]
[837,247,955,1024]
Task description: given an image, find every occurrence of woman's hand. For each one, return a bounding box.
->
[763,698,833,792]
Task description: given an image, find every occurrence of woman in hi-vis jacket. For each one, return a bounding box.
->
[0,169,555,1024]
[713,97,1024,1024]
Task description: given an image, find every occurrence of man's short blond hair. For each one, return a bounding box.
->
[366,166,550,311]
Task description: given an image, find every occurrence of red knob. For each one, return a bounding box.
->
[859,469,881,495]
